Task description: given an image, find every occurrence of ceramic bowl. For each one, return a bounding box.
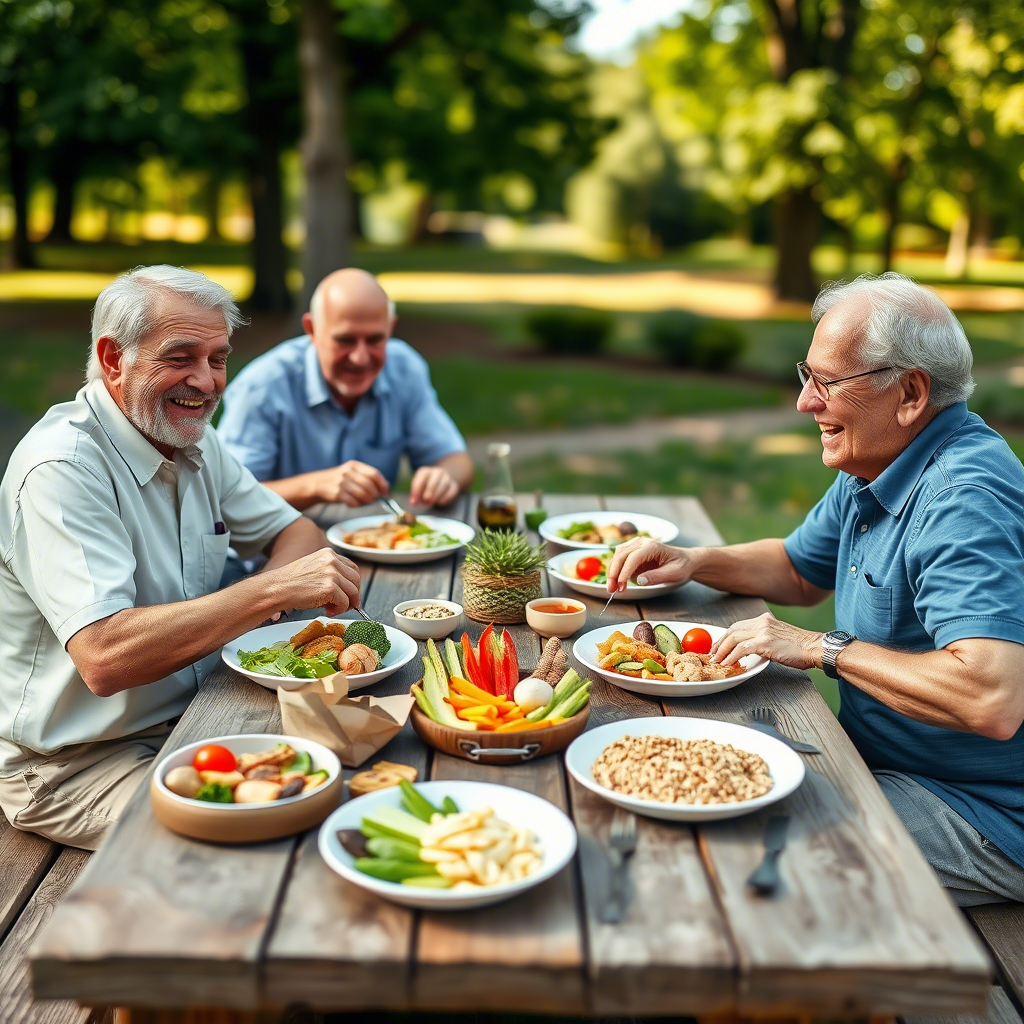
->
[393,599,464,640]
[149,733,343,843]
[525,597,588,638]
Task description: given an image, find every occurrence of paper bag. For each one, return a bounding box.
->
[278,672,414,768]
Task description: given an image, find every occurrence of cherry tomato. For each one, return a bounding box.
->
[192,745,237,774]
[682,628,713,655]
[575,556,603,581]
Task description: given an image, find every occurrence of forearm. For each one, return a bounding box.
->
[832,639,1023,740]
[68,573,293,697]
[261,515,328,572]
[690,539,829,606]
[262,474,324,511]
[436,451,474,492]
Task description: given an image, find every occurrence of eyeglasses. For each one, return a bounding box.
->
[796,361,894,401]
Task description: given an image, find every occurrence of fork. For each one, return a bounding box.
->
[378,494,416,526]
[600,809,637,923]
[748,706,821,754]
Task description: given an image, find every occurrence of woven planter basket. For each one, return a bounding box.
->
[461,565,542,624]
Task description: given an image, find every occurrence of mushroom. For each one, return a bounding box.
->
[164,765,203,799]
[233,779,283,803]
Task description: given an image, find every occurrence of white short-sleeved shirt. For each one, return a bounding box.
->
[0,381,301,770]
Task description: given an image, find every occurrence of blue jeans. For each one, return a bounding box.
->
[875,770,1024,907]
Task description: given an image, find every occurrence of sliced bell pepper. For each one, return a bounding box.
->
[477,624,496,693]
[449,677,508,705]
[497,628,519,699]
[460,633,490,692]
[494,718,556,733]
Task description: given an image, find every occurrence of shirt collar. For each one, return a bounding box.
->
[86,381,204,486]
[303,337,392,408]
[867,402,970,516]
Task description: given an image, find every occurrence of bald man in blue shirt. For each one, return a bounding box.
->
[606,273,1024,907]
[218,269,473,510]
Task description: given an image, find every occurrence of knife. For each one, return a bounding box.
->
[747,815,790,895]
[744,722,821,754]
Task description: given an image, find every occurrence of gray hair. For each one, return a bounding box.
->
[812,272,974,409]
[87,265,243,382]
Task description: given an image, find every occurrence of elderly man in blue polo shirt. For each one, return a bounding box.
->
[607,273,1024,906]
[218,268,473,510]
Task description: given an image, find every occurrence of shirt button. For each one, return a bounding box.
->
[850,565,857,574]
[860,524,868,533]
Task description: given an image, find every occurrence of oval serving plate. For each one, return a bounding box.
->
[572,620,768,697]
[539,510,678,550]
[326,514,475,565]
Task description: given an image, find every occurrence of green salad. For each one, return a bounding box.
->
[408,522,459,548]
[237,641,339,678]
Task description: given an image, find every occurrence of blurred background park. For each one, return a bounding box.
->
[4,0,1024,706]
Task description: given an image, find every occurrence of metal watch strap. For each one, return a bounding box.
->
[821,630,855,679]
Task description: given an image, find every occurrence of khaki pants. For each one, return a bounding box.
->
[0,721,176,851]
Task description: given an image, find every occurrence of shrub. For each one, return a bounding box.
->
[969,378,1024,424]
[647,313,745,372]
[690,320,746,371]
[646,311,703,366]
[525,309,613,355]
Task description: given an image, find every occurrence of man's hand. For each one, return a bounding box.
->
[263,547,362,617]
[711,611,823,671]
[315,461,390,506]
[605,538,696,593]
[410,465,459,507]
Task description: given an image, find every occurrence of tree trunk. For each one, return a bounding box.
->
[772,186,818,302]
[239,32,290,311]
[204,175,222,241]
[298,0,351,313]
[945,208,970,279]
[45,149,78,243]
[2,80,36,268]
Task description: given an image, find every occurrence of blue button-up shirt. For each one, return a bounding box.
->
[217,337,466,485]
[785,402,1024,866]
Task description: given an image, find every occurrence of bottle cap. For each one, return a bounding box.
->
[486,442,511,458]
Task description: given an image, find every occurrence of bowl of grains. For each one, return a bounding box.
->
[564,716,805,821]
[393,599,464,640]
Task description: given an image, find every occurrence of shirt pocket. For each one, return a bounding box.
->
[200,532,231,595]
[852,572,893,642]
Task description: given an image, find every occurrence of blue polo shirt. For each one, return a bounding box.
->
[217,337,466,485]
[785,402,1024,867]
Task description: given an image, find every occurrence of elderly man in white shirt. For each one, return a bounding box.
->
[0,265,361,850]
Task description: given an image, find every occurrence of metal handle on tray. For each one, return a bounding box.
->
[458,740,542,763]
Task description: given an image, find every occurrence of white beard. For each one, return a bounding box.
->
[123,379,220,450]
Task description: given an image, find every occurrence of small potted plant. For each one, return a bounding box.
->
[461,530,546,624]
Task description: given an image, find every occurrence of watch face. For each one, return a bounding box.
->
[825,630,854,644]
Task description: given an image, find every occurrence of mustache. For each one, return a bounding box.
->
[164,383,220,402]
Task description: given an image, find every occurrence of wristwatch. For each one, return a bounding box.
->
[821,630,855,679]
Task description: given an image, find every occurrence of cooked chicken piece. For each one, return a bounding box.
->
[301,635,346,658]
[597,524,624,542]
[344,523,412,550]
[323,621,347,637]
[237,744,296,774]
[666,651,705,682]
[290,620,327,647]
[338,642,379,675]
[244,765,282,782]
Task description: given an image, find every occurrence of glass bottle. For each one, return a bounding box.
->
[476,442,517,531]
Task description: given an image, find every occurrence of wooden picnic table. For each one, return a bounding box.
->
[30,494,991,1023]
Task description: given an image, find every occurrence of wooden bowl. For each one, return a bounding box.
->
[150,733,343,844]
[410,703,590,766]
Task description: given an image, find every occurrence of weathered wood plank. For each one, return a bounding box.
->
[623,496,990,1015]
[260,496,470,1010]
[0,813,60,943]
[31,681,287,1009]
[3,847,94,1024]
[903,985,1023,1024]
[967,904,1024,1012]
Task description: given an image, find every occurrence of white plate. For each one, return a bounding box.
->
[539,510,678,550]
[222,618,417,691]
[573,620,768,697]
[318,780,577,910]
[326,514,475,564]
[565,716,805,821]
[547,549,683,602]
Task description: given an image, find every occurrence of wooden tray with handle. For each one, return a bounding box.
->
[410,668,589,766]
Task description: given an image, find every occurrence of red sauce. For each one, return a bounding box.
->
[531,602,580,614]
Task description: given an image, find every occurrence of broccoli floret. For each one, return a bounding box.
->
[194,782,234,803]
[343,619,391,660]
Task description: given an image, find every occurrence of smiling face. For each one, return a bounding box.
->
[797,295,911,481]
[304,271,393,413]
[105,293,231,455]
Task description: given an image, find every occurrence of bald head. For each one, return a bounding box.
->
[308,269,395,329]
